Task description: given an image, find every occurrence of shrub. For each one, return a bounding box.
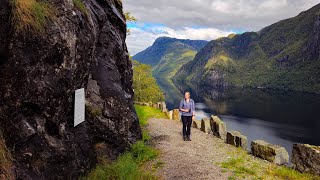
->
[132,60,165,103]
[11,0,55,33]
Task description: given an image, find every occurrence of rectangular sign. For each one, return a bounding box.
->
[74,88,85,127]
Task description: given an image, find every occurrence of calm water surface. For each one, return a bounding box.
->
[157,79,320,159]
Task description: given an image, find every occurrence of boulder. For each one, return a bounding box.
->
[292,144,320,175]
[210,116,227,140]
[251,140,289,165]
[201,118,211,133]
[168,110,173,120]
[152,103,158,109]
[226,130,247,150]
[173,109,180,120]
[192,120,201,129]
[161,102,167,112]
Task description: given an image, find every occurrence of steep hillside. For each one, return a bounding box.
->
[174,4,320,93]
[0,0,141,179]
[133,37,207,79]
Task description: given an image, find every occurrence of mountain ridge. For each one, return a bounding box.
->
[133,37,208,79]
[174,3,320,93]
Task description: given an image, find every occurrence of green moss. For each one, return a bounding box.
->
[86,104,102,118]
[73,0,88,16]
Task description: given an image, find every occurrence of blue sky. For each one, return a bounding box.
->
[123,0,319,55]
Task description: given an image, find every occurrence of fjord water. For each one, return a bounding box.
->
[157,79,320,158]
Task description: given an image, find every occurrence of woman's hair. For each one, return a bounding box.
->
[185,91,190,95]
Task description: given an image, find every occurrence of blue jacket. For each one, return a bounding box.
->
[179,99,195,116]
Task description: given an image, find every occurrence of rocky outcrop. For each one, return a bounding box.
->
[192,120,201,129]
[292,144,320,175]
[210,116,227,140]
[167,110,173,120]
[200,118,211,133]
[226,131,247,150]
[251,140,289,165]
[173,109,180,120]
[0,0,141,179]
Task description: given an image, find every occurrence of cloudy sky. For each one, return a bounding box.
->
[123,0,319,55]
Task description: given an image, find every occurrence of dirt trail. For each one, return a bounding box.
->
[147,118,232,180]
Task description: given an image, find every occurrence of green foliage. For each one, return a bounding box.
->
[73,0,88,16]
[11,0,55,34]
[125,12,137,35]
[132,60,165,103]
[125,12,137,22]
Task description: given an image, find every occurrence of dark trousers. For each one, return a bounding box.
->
[182,115,192,137]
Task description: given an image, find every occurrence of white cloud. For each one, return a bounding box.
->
[126,26,233,55]
[123,0,319,29]
[123,0,320,55]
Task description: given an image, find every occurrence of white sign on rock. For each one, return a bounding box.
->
[74,88,85,127]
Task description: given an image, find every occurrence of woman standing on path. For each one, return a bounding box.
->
[179,92,195,141]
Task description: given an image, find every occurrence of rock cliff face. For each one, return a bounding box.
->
[0,0,141,179]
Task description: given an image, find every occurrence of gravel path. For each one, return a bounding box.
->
[147,118,232,180]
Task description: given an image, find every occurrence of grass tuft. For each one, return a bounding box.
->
[82,152,155,180]
[11,0,55,34]
[131,141,159,164]
[73,0,89,16]
[265,165,320,180]
[0,132,14,179]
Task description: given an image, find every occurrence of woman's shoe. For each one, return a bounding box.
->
[183,136,186,141]
[187,136,191,141]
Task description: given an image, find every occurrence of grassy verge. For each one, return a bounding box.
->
[11,0,55,34]
[219,147,319,180]
[83,105,166,180]
[0,132,14,179]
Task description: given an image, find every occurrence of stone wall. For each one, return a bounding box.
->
[292,144,320,175]
[149,102,320,175]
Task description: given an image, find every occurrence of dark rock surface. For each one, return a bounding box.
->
[0,0,141,179]
[292,144,320,175]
